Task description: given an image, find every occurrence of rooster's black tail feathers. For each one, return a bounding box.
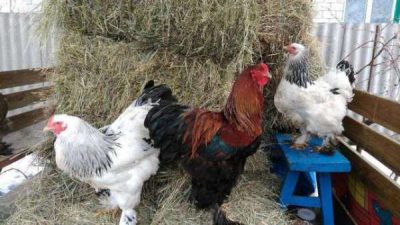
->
[336,60,355,85]
[135,80,177,106]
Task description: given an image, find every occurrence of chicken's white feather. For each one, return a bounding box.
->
[52,101,159,225]
[275,43,354,147]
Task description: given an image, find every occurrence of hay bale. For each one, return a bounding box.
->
[53,33,240,125]
[6,0,322,224]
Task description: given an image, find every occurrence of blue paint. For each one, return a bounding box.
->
[275,133,351,225]
[275,134,351,172]
[269,143,316,195]
[318,173,334,225]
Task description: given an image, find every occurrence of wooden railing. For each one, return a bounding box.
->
[0,69,53,169]
[340,89,400,215]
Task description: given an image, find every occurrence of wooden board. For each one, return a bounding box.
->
[343,116,400,175]
[0,149,30,169]
[3,108,49,135]
[0,69,49,89]
[339,140,400,215]
[4,87,53,110]
[349,90,400,134]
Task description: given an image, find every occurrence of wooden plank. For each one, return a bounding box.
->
[0,69,50,89]
[4,108,49,135]
[343,116,400,175]
[348,89,400,134]
[0,149,30,169]
[339,140,400,216]
[4,87,53,110]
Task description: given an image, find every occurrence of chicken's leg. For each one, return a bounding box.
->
[313,136,335,155]
[119,209,137,225]
[291,127,310,150]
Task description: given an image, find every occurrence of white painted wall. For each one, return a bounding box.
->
[313,0,346,22]
[0,0,41,13]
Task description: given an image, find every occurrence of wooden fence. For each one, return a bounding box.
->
[340,89,400,215]
[0,69,52,168]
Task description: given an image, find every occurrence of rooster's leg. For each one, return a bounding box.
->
[213,203,243,225]
[291,128,310,150]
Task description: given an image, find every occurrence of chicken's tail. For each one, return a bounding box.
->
[135,80,177,106]
[212,204,243,225]
[336,60,355,85]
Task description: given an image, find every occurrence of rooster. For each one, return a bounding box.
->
[274,43,355,154]
[43,82,175,225]
[144,63,271,225]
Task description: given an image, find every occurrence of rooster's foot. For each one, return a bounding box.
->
[313,146,335,155]
[290,143,308,150]
[95,207,120,219]
[214,204,243,225]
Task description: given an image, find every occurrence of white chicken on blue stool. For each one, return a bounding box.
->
[274,43,355,154]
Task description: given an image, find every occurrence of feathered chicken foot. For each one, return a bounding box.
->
[95,208,120,219]
[313,137,336,155]
[290,143,308,150]
[313,146,335,155]
[291,128,310,150]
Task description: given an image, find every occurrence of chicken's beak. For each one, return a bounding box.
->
[43,126,51,132]
[283,45,288,51]
[267,72,272,79]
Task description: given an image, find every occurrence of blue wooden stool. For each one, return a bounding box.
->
[275,134,351,225]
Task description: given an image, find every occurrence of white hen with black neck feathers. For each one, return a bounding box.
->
[49,82,175,225]
[274,43,354,152]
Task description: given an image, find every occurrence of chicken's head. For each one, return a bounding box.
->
[43,115,68,136]
[284,43,306,57]
[249,63,271,87]
[43,114,86,136]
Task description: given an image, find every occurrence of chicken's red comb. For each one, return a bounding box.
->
[256,63,269,73]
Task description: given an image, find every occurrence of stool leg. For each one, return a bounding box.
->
[280,171,300,207]
[317,173,334,225]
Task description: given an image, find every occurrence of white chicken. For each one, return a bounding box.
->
[43,81,176,225]
[274,43,355,154]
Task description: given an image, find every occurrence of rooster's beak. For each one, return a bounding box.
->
[43,126,50,132]
[267,73,272,79]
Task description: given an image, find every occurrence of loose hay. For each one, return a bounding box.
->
[6,151,291,225]
[6,0,323,224]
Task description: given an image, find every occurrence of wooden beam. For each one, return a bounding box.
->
[0,69,50,89]
[348,89,400,134]
[0,149,30,169]
[343,116,400,175]
[3,108,49,135]
[4,87,53,111]
[339,140,400,215]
